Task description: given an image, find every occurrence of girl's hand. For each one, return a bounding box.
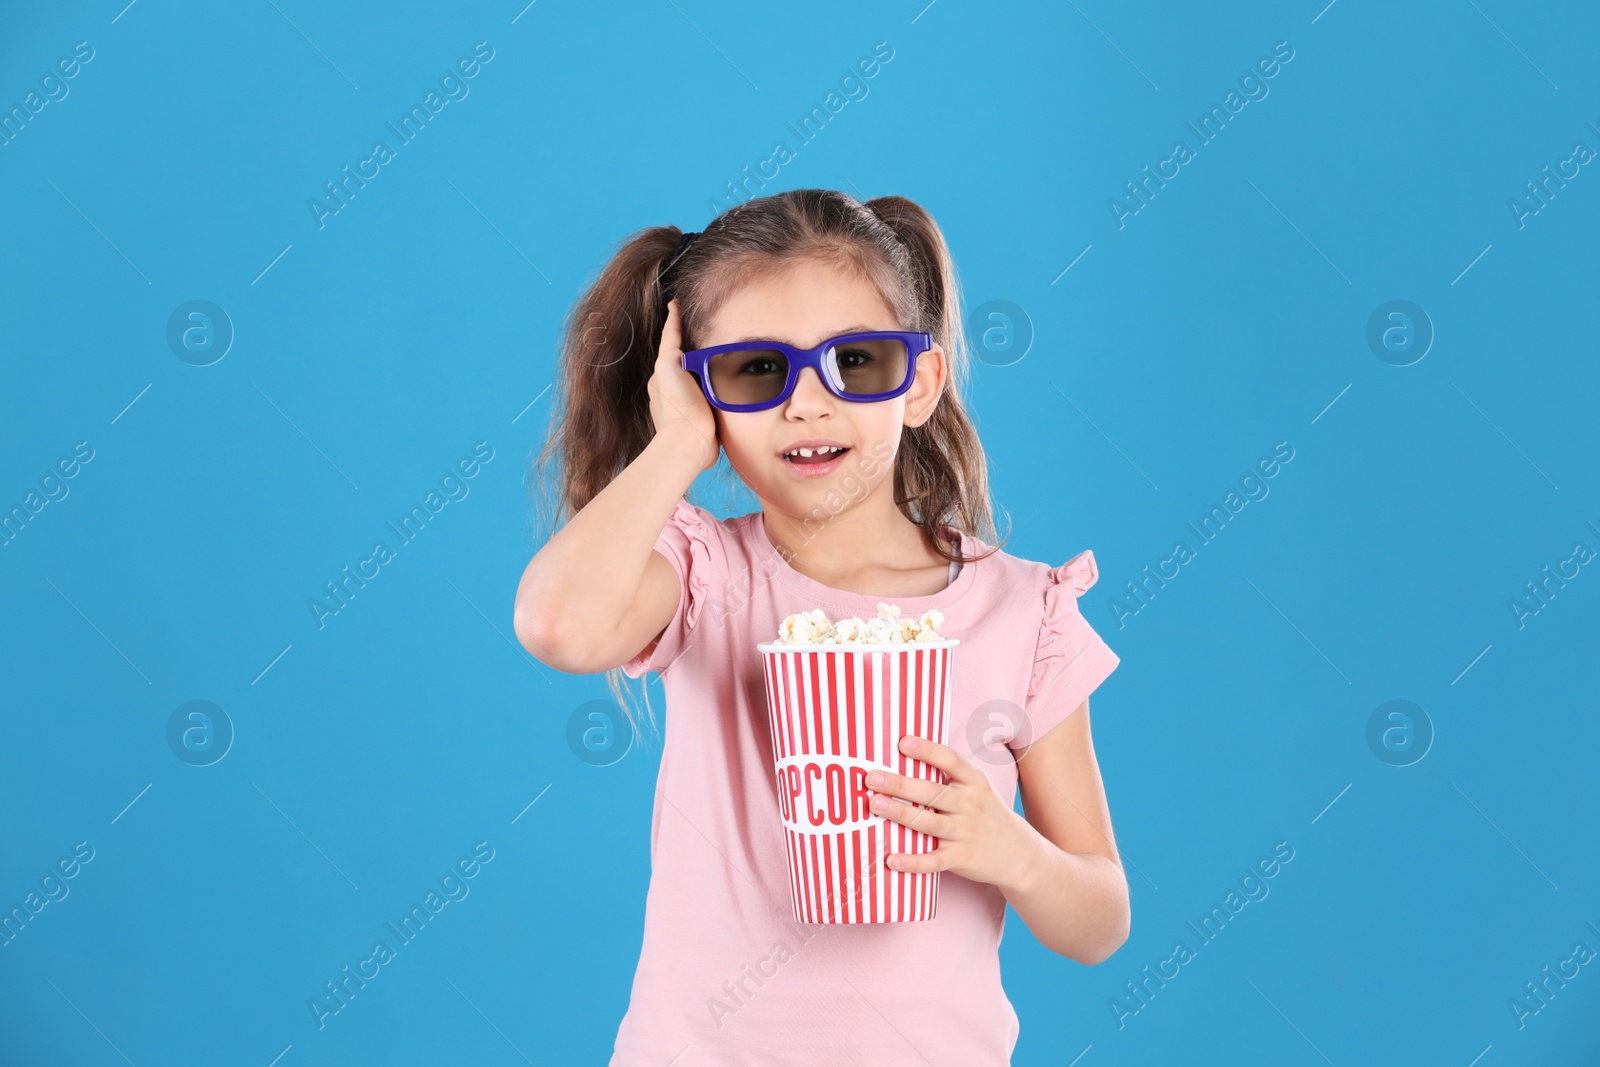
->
[868,735,1039,890]
[648,297,720,473]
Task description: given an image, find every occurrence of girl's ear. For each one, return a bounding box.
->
[904,342,948,428]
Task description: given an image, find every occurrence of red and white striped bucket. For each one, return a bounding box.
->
[756,640,959,924]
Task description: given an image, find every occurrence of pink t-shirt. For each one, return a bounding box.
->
[611,499,1122,1066]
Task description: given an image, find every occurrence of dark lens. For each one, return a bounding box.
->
[707,348,789,406]
[829,337,908,396]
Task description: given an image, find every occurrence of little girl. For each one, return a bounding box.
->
[514,189,1127,1065]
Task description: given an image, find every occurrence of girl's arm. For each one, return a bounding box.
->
[870,698,1128,965]
[1003,697,1131,965]
[513,431,704,672]
[513,299,719,673]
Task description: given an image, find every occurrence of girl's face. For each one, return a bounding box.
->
[697,257,946,518]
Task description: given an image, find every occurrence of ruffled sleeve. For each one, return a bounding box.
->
[621,499,723,678]
[1008,549,1122,750]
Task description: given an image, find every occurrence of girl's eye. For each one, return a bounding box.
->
[738,356,782,376]
[836,347,875,370]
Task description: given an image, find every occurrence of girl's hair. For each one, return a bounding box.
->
[527,188,1009,740]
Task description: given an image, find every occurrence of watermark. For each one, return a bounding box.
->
[566,699,633,766]
[1,841,96,948]
[0,440,96,550]
[695,437,895,634]
[1507,921,1599,1030]
[706,917,824,1029]
[704,41,895,215]
[703,831,898,1029]
[966,698,1024,767]
[166,300,235,366]
[642,435,930,680]
[967,300,1034,368]
[576,306,636,370]
[1107,441,1295,629]
[1508,522,1597,630]
[166,699,235,767]
[1508,116,1599,230]
[1108,840,1295,1028]
[308,840,495,1030]
[310,441,494,629]
[1365,300,1433,367]
[1365,699,1432,767]
[1109,40,1295,230]
[309,41,496,230]
[0,40,96,149]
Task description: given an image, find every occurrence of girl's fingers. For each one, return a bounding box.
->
[872,793,950,838]
[897,735,973,785]
[646,297,719,470]
[884,849,945,874]
[870,767,957,812]
[656,297,683,367]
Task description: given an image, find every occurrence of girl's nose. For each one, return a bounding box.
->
[784,365,835,411]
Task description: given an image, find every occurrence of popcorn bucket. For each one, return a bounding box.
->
[755,640,959,924]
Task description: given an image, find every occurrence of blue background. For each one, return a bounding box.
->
[3,0,1597,1063]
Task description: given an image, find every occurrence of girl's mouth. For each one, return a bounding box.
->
[780,445,850,476]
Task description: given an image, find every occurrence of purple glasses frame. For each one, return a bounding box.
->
[679,330,933,413]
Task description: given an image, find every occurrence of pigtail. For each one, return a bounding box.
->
[526,226,693,745]
[864,195,1005,565]
[528,226,690,541]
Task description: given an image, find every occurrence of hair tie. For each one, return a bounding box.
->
[657,229,701,294]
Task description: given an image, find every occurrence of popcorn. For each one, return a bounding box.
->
[773,602,946,645]
[776,608,834,645]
